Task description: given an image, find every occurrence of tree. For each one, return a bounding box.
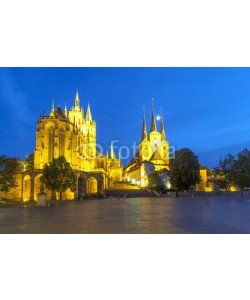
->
[214,149,250,196]
[230,149,250,196]
[170,148,200,192]
[25,153,34,171]
[0,155,21,193]
[41,156,77,201]
[214,154,235,196]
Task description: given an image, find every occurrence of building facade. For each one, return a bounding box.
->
[1,92,123,201]
[123,105,211,191]
[124,105,170,187]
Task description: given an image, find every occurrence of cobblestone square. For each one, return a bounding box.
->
[1,197,250,234]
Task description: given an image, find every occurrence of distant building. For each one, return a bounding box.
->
[196,166,214,192]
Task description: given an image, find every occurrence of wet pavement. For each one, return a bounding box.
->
[1,197,250,234]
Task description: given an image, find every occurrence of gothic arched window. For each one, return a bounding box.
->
[59,129,65,157]
[48,126,55,163]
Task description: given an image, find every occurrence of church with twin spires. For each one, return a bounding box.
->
[124,103,170,187]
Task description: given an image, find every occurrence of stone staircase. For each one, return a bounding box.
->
[107,182,157,198]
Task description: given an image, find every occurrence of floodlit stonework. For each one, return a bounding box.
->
[1,92,123,201]
[123,104,211,191]
[124,104,170,187]
[0,94,217,201]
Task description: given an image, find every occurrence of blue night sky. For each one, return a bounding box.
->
[0,67,250,168]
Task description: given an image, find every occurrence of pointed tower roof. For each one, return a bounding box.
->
[55,107,67,121]
[130,150,140,164]
[141,106,148,141]
[64,103,68,116]
[151,98,157,132]
[86,103,92,122]
[74,91,80,107]
[160,108,166,140]
[150,149,163,161]
[50,100,55,117]
[110,142,116,160]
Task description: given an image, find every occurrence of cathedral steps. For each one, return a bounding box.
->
[108,182,140,191]
[106,183,157,198]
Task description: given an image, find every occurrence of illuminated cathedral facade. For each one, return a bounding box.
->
[124,105,170,187]
[1,92,123,201]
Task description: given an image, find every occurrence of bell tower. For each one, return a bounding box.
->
[149,100,162,150]
[159,109,169,163]
[139,107,152,162]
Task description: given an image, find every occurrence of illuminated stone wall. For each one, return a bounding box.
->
[196,169,215,192]
[4,92,123,201]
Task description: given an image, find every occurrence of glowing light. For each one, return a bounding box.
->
[156,115,161,121]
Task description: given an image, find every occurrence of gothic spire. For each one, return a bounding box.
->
[74,91,80,107]
[86,103,92,122]
[64,103,68,116]
[141,106,148,141]
[150,98,157,132]
[160,108,166,140]
[50,100,55,117]
[110,142,116,160]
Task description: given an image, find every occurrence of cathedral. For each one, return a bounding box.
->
[124,104,170,187]
[1,92,123,201]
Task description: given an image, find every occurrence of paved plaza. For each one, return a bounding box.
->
[1,197,250,234]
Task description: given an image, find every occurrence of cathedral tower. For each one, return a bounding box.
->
[139,107,152,162]
[149,100,162,151]
[159,109,169,163]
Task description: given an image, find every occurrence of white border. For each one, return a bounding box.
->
[1,235,250,300]
[0,0,250,67]
[1,1,250,299]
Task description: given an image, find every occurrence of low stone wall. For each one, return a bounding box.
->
[165,191,249,197]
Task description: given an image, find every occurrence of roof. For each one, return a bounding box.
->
[55,107,67,121]
[130,150,140,164]
[96,151,105,158]
[150,150,163,161]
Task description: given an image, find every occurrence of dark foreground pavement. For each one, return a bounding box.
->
[1,197,250,234]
